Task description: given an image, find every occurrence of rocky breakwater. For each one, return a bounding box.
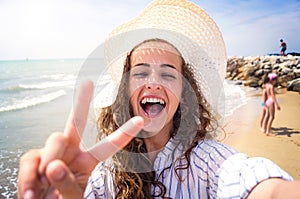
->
[226,55,300,92]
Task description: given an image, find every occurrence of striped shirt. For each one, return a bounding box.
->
[84,139,292,198]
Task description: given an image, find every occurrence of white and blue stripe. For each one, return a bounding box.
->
[84,139,292,198]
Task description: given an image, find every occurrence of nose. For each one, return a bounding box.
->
[144,70,162,90]
[145,83,162,90]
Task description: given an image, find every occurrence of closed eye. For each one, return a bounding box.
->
[132,72,148,78]
[161,73,176,80]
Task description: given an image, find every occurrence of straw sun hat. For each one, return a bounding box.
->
[90,0,227,119]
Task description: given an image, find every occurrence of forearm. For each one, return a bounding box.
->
[248,179,300,199]
[271,89,280,108]
[274,99,280,108]
[272,180,300,199]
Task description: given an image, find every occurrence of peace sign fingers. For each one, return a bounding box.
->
[38,81,94,174]
[64,80,94,147]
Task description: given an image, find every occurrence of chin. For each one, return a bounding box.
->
[139,111,168,138]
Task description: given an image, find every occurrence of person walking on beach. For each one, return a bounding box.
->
[17,1,300,198]
[263,73,281,136]
[280,39,287,56]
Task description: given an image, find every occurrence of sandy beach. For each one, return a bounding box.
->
[222,88,300,180]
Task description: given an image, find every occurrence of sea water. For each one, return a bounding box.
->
[0,59,81,198]
[0,59,247,198]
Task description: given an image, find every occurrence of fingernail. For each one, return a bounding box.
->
[53,166,66,181]
[132,116,144,127]
[120,116,144,136]
[24,189,34,199]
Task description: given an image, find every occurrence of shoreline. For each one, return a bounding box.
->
[222,88,300,179]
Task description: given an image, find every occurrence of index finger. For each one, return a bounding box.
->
[88,116,144,161]
[64,80,94,146]
[38,81,94,174]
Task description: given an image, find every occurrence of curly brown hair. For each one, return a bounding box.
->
[96,39,216,198]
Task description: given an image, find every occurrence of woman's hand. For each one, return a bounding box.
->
[17,81,144,199]
[276,104,281,110]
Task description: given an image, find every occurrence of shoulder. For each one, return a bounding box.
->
[192,139,238,161]
[190,139,238,170]
[217,153,293,198]
[184,140,238,196]
[266,83,272,90]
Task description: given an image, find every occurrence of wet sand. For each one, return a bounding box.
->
[222,89,300,179]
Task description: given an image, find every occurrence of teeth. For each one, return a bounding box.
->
[141,98,165,105]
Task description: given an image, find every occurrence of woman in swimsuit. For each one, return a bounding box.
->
[263,73,280,136]
[260,76,269,132]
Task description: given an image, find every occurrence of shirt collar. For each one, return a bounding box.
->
[153,137,185,172]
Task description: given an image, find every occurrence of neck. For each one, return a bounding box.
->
[143,122,173,163]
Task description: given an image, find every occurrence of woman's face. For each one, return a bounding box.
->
[128,41,183,135]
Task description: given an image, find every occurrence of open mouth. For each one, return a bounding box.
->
[140,97,166,117]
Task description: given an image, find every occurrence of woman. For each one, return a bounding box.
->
[260,75,269,132]
[17,0,300,198]
[86,38,231,198]
[263,73,281,136]
[85,38,293,198]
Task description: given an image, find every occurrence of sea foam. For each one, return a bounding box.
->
[0,90,67,113]
[223,80,248,117]
[18,80,74,90]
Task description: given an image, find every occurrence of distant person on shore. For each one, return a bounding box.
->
[280,39,287,56]
[262,73,281,136]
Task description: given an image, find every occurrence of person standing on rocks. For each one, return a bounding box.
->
[280,39,287,56]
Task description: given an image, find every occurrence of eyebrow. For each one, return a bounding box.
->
[133,63,176,70]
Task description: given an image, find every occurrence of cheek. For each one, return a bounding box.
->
[129,78,143,96]
[128,82,141,111]
[175,82,183,100]
[166,79,182,102]
[167,89,181,110]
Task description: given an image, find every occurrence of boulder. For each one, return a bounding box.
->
[286,78,300,92]
[294,69,300,77]
[254,69,264,77]
[244,77,260,87]
[273,64,280,70]
[263,64,272,70]
[226,56,300,89]
[281,67,291,75]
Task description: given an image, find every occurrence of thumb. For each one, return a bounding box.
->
[45,160,83,199]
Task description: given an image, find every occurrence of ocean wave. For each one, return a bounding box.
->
[0,85,23,92]
[40,74,77,81]
[19,80,75,89]
[0,80,75,93]
[224,80,248,117]
[0,90,67,113]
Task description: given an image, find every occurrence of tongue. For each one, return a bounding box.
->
[144,104,163,117]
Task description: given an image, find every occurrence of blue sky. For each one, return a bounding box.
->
[1,0,300,60]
